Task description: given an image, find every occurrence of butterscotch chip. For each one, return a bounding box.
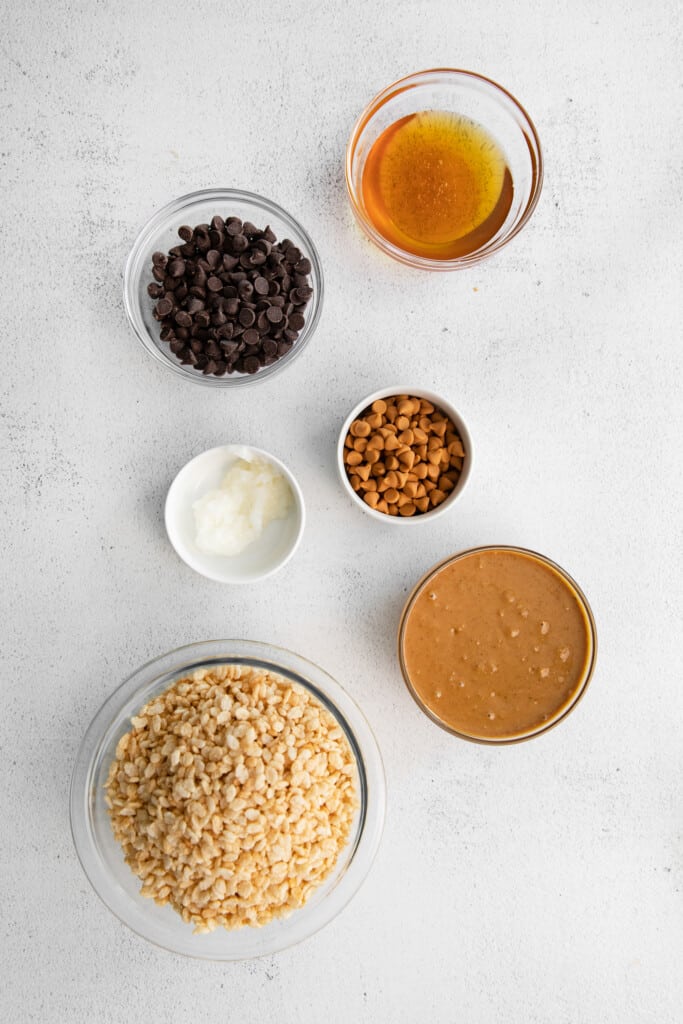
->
[345,450,363,466]
[350,419,371,438]
[415,496,430,513]
[399,502,417,517]
[384,487,399,504]
[364,491,380,508]
[376,498,389,514]
[387,504,399,516]
[343,393,466,518]
[349,474,362,491]
[430,488,447,506]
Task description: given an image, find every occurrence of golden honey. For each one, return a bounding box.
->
[361,110,513,259]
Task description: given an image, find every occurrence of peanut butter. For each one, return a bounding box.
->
[400,548,595,741]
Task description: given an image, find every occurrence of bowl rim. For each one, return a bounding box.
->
[345,67,544,271]
[123,187,324,386]
[164,443,306,583]
[397,545,598,743]
[69,639,387,960]
[336,385,473,525]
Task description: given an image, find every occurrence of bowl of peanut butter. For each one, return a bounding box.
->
[398,546,597,743]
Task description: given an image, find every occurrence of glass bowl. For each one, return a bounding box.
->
[70,640,385,959]
[398,547,597,743]
[123,189,324,386]
[346,69,543,270]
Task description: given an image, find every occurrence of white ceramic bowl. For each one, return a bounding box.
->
[165,445,305,582]
[337,386,473,524]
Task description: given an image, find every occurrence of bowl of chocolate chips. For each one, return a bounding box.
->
[124,189,323,385]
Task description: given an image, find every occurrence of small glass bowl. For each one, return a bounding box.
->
[123,189,324,386]
[346,69,543,270]
[398,547,597,743]
[70,640,385,960]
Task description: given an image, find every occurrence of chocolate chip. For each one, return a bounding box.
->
[148,214,313,377]
[266,305,283,324]
[168,259,186,277]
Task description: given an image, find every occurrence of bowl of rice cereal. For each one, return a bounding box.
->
[70,640,385,959]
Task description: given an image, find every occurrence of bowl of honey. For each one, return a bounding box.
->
[346,69,543,270]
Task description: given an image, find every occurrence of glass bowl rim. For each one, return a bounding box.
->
[70,639,386,960]
[397,545,598,743]
[345,68,544,271]
[122,187,324,387]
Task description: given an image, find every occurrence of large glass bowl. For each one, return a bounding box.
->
[70,640,385,960]
[398,547,597,744]
[123,189,323,386]
[346,69,543,270]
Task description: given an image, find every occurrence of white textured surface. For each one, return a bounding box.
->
[2,2,682,1021]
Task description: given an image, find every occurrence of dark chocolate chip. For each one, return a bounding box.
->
[266,305,283,324]
[239,307,256,327]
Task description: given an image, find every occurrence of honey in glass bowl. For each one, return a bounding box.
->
[361,110,513,260]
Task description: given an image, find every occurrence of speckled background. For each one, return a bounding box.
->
[2,1,681,1021]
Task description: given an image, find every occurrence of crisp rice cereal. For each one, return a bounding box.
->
[105,665,358,932]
